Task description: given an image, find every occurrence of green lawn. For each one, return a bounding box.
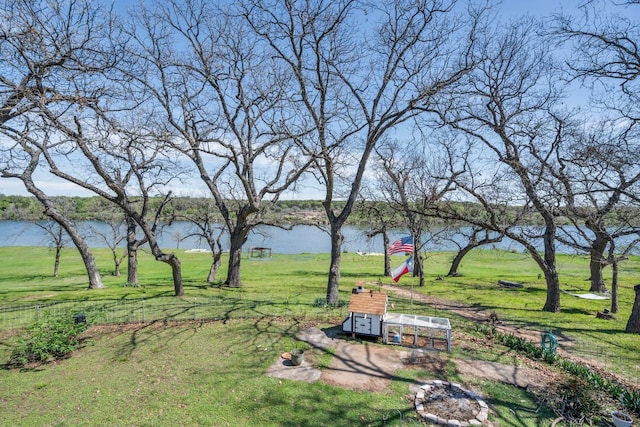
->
[0,246,638,426]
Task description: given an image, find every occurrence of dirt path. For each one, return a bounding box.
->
[381,284,566,349]
[381,283,640,393]
[267,325,555,394]
[268,283,635,396]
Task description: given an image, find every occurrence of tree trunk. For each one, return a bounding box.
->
[413,234,424,286]
[154,252,183,296]
[16,154,104,289]
[610,260,619,313]
[126,217,139,285]
[145,230,183,296]
[448,244,475,276]
[382,229,391,277]
[326,226,344,305]
[447,232,504,277]
[588,235,608,293]
[225,230,246,287]
[169,255,183,296]
[112,243,121,277]
[207,255,221,283]
[542,265,561,313]
[540,223,561,312]
[625,284,640,333]
[54,246,61,277]
[42,205,104,289]
[127,246,138,285]
[224,212,252,287]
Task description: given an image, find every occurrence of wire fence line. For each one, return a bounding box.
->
[2,297,636,385]
[0,296,349,332]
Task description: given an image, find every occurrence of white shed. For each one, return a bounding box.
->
[341,289,388,337]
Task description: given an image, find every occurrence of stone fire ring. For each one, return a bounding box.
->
[414,380,490,426]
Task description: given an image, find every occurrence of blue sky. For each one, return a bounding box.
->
[1,0,634,198]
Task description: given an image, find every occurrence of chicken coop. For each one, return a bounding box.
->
[341,285,452,352]
[341,286,388,337]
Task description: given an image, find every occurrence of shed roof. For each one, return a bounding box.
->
[348,291,387,315]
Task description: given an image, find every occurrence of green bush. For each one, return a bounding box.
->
[619,388,640,415]
[8,310,88,367]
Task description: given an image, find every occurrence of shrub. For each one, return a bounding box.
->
[8,309,88,367]
[553,378,600,423]
[619,388,640,415]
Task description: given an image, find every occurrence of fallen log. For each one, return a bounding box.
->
[498,280,524,288]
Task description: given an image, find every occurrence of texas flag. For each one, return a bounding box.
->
[391,256,413,282]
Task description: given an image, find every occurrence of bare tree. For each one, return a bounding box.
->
[125,0,313,287]
[373,138,459,286]
[83,200,147,285]
[428,137,519,278]
[243,0,482,304]
[356,198,404,277]
[0,0,116,125]
[554,3,640,319]
[125,214,147,286]
[87,211,127,277]
[437,16,578,312]
[39,112,187,296]
[34,220,68,277]
[168,199,226,283]
[555,0,640,120]
[443,226,505,277]
[0,0,119,290]
[0,131,105,289]
[553,120,640,296]
[0,0,187,295]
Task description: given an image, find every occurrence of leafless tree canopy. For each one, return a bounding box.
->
[2,0,640,324]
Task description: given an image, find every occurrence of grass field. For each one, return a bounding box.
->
[0,246,639,426]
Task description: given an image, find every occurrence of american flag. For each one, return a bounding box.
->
[389,236,414,255]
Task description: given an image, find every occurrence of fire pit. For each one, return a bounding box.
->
[414,380,492,426]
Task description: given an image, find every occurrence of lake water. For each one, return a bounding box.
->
[1,220,631,255]
[0,220,518,254]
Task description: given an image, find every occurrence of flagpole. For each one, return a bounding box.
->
[410,274,414,314]
[410,231,414,314]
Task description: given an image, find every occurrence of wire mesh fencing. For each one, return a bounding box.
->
[0,295,348,332]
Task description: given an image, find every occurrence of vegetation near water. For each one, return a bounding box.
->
[0,246,639,425]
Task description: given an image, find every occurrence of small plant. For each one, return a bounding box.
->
[473,322,496,337]
[552,378,600,424]
[619,388,640,415]
[8,309,88,367]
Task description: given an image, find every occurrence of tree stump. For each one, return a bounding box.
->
[596,309,615,320]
